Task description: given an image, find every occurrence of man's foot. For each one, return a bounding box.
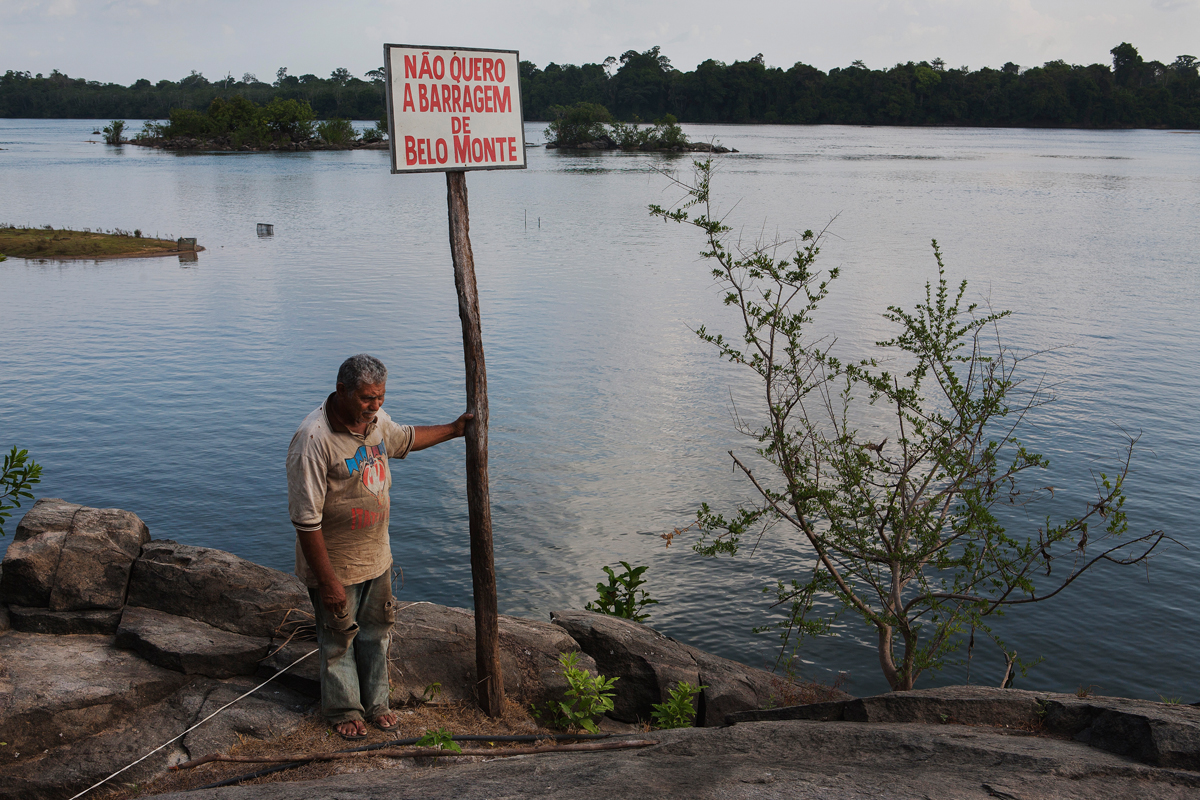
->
[373,712,399,733]
[335,719,367,740]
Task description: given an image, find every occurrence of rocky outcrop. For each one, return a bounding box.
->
[127,540,311,639]
[550,609,848,726]
[727,684,1200,772]
[146,718,1200,800]
[0,499,149,615]
[116,606,272,679]
[14,499,1196,800]
[389,602,598,708]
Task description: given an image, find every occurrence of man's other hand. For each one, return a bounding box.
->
[319,581,348,616]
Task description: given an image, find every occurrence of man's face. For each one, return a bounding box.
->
[336,381,386,426]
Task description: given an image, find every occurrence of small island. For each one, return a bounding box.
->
[119,95,387,152]
[0,225,202,259]
[543,102,736,153]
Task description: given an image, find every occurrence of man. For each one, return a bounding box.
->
[287,353,471,740]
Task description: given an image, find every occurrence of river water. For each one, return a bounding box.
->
[1,119,1197,699]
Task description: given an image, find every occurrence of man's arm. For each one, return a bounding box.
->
[296,528,347,615]
[410,411,473,452]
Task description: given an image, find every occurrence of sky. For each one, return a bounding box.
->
[1,0,1197,84]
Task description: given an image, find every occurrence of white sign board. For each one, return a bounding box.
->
[385,44,527,174]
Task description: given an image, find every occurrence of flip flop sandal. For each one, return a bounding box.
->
[373,715,400,733]
[335,724,367,741]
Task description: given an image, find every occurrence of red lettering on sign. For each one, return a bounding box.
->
[429,84,442,112]
[450,55,462,82]
[433,55,445,80]
[451,116,462,134]
[436,138,448,163]
[417,137,427,164]
[471,137,484,162]
[404,136,417,165]
[471,57,482,81]
[496,86,511,113]
[440,84,451,113]
[484,85,493,113]
[419,52,433,79]
[482,58,495,83]
[482,137,495,161]
[451,84,462,113]
[474,85,484,113]
[418,83,429,112]
[462,85,475,113]
[494,58,506,82]
[404,55,417,79]
[462,116,470,133]
[402,84,415,112]
[454,134,469,163]
[494,136,506,161]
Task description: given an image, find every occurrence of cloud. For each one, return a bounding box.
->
[45,0,76,16]
[1150,0,1198,9]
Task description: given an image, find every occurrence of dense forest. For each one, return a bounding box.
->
[1,43,1196,128]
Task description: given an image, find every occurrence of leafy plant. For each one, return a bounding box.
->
[650,160,1168,692]
[262,97,316,142]
[537,651,618,733]
[651,681,706,729]
[101,120,125,144]
[650,114,688,148]
[419,681,443,704]
[1,447,42,537]
[316,117,356,145]
[544,102,612,147]
[1159,695,1182,704]
[585,561,658,621]
[415,728,462,753]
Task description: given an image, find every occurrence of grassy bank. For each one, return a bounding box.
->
[0,225,187,259]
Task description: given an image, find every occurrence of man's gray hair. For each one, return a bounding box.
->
[337,354,387,390]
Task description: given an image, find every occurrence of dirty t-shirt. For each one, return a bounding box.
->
[286,395,415,588]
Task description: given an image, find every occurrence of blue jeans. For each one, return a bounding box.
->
[309,572,395,724]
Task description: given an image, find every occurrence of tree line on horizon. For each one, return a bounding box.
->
[1,43,1196,129]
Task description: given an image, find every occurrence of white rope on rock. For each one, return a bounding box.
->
[67,647,318,800]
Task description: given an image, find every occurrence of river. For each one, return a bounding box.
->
[1,119,1197,699]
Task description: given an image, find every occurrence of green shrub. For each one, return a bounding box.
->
[536,651,618,733]
[545,102,612,146]
[610,120,652,148]
[415,728,462,753]
[1,447,42,537]
[101,120,125,144]
[316,118,356,145]
[164,108,211,138]
[263,98,315,142]
[585,562,658,621]
[650,114,688,148]
[651,681,705,729]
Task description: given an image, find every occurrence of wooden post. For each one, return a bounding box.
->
[445,170,504,716]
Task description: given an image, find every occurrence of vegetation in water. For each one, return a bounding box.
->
[534,651,618,733]
[545,103,692,149]
[650,159,1170,692]
[585,561,659,622]
[101,119,124,144]
[0,224,181,258]
[651,681,706,729]
[1,447,41,537]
